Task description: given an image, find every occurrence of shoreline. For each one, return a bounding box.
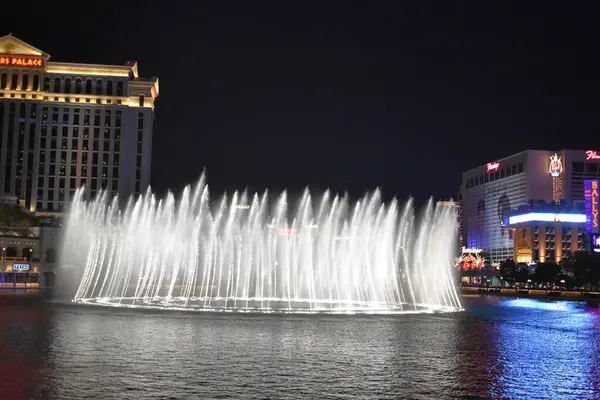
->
[461,286,600,302]
[4,286,600,305]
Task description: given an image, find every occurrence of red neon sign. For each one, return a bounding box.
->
[0,55,44,67]
[486,162,500,173]
[586,150,600,161]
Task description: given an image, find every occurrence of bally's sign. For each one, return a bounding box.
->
[13,263,30,271]
[0,55,44,67]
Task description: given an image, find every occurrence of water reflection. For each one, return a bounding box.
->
[1,295,600,399]
[461,296,600,399]
[0,294,54,399]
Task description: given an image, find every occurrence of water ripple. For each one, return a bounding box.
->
[1,295,599,399]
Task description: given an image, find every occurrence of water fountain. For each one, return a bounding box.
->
[62,175,462,314]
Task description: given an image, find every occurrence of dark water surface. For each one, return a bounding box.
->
[1,293,599,400]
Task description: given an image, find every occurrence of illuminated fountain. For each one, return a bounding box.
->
[62,175,462,314]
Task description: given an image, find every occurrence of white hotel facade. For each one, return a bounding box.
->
[0,34,159,214]
[460,149,600,265]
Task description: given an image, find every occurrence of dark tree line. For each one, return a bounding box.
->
[499,251,600,288]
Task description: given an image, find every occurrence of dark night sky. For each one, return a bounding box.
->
[5,1,600,204]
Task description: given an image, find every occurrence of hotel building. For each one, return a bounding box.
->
[0,224,59,289]
[460,149,600,265]
[0,34,159,214]
[504,206,586,264]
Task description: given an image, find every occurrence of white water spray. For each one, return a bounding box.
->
[62,175,462,314]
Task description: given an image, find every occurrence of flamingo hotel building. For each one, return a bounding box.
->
[460,149,600,265]
[0,34,159,214]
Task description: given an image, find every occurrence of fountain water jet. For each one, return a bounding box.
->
[62,175,462,314]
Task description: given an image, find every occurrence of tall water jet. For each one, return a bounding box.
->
[61,175,462,314]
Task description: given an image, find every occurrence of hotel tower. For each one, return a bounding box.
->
[460,149,600,264]
[0,34,159,214]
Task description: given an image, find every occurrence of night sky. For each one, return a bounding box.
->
[5,2,600,204]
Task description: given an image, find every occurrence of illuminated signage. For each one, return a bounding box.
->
[585,180,599,233]
[548,153,563,177]
[461,246,483,254]
[592,234,600,253]
[586,150,600,161]
[486,162,500,173]
[508,212,586,225]
[13,263,30,271]
[0,55,44,68]
[455,253,485,270]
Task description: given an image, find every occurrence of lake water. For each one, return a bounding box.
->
[1,293,599,399]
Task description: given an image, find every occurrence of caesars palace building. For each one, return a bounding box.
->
[0,34,159,214]
[460,149,600,265]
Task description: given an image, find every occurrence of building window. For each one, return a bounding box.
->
[139,95,144,107]
[106,81,113,96]
[96,80,103,95]
[0,73,6,88]
[85,79,92,94]
[21,74,29,90]
[517,162,523,173]
[75,79,82,94]
[116,81,123,96]
[11,73,18,89]
[64,78,72,93]
[585,163,598,173]
[53,78,61,93]
[32,75,39,91]
[44,77,51,92]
